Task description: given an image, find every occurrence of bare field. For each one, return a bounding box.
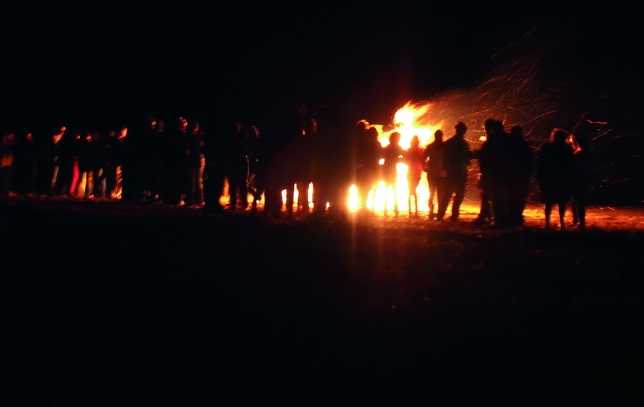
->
[2,197,643,404]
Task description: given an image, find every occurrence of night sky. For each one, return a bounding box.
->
[1,1,642,133]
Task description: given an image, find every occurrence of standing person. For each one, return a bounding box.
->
[355,124,381,212]
[69,133,82,197]
[55,131,76,197]
[203,124,227,214]
[92,132,109,199]
[285,103,316,214]
[186,121,205,207]
[424,129,446,219]
[536,128,575,230]
[164,118,188,206]
[225,121,250,211]
[570,132,591,229]
[77,132,96,198]
[298,104,317,213]
[506,125,534,227]
[0,133,17,195]
[139,117,157,202]
[406,135,424,217]
[102,130,116,198]
[149,120,166,202]
[381,132,403,217]
[472,119,499,225]
[473,119,507,226]
[437,122,471,222]
[121,125,140,203]
[246,125,265,213]
[111,127,128,199]
[41,127,64,196]
[19,132,39,196]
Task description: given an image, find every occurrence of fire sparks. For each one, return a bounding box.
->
[376,102,444,149]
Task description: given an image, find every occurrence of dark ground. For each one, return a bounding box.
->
[2,198,644,405]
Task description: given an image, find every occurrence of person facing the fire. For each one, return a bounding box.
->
[424,129,446,219]
[18,132,39,196]
[406,135,424,217]
[77,131,96,199]
[93,131,110,199]
[202,122,227,215]
[473,118,503,225]
[246,125,266,214]
[186,121,205,207]
[354,121,381,212]
[570,132,591,229]
[54,130,77,197]
[225,121,250,211]
[290,103,317,214]
[111,126,129,200]
[163,118,187,205]
[536,128,575,229]
[437,121,471,222]
[506,125,534,227]
[382,131,403,217]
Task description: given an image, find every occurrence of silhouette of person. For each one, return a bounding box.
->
[149,120,165,202]
[186,121,205,207]
[92,131,110,199]
[536,128,575,229]
[69,133,82,196]
[163,118,188,205]
[225,121,250,211]
[287,103,316,215]
[138,117,157,202]
[381,131,403,216]
[571,132,591,229]
[19,132,39,196]
[77,132,96,198]
[245,125,265,213]
[55,131,77,197]
[111,127,128,200]
[354,122,381,211]
[203,122,227,214]
[406,135,424,216]
[45,126,65,196]
[506,125,534,227]
[472,119,499,224]
[437,122,471,222]
[104,130,117,198]
[423,129,445,219]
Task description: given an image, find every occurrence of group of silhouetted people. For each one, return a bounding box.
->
[536,128,591,229]
[1,110,591,229]
[352,118,591,229]
[0,117,259,211]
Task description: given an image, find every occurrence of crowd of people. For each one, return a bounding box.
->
[353,119,591,229]
[0,117,258,209]
[0,107,591,229]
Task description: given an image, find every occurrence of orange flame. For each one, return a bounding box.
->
[350,101,444,214]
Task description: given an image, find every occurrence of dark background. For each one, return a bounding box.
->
[1,1,643,204]
[1,1,642,132]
